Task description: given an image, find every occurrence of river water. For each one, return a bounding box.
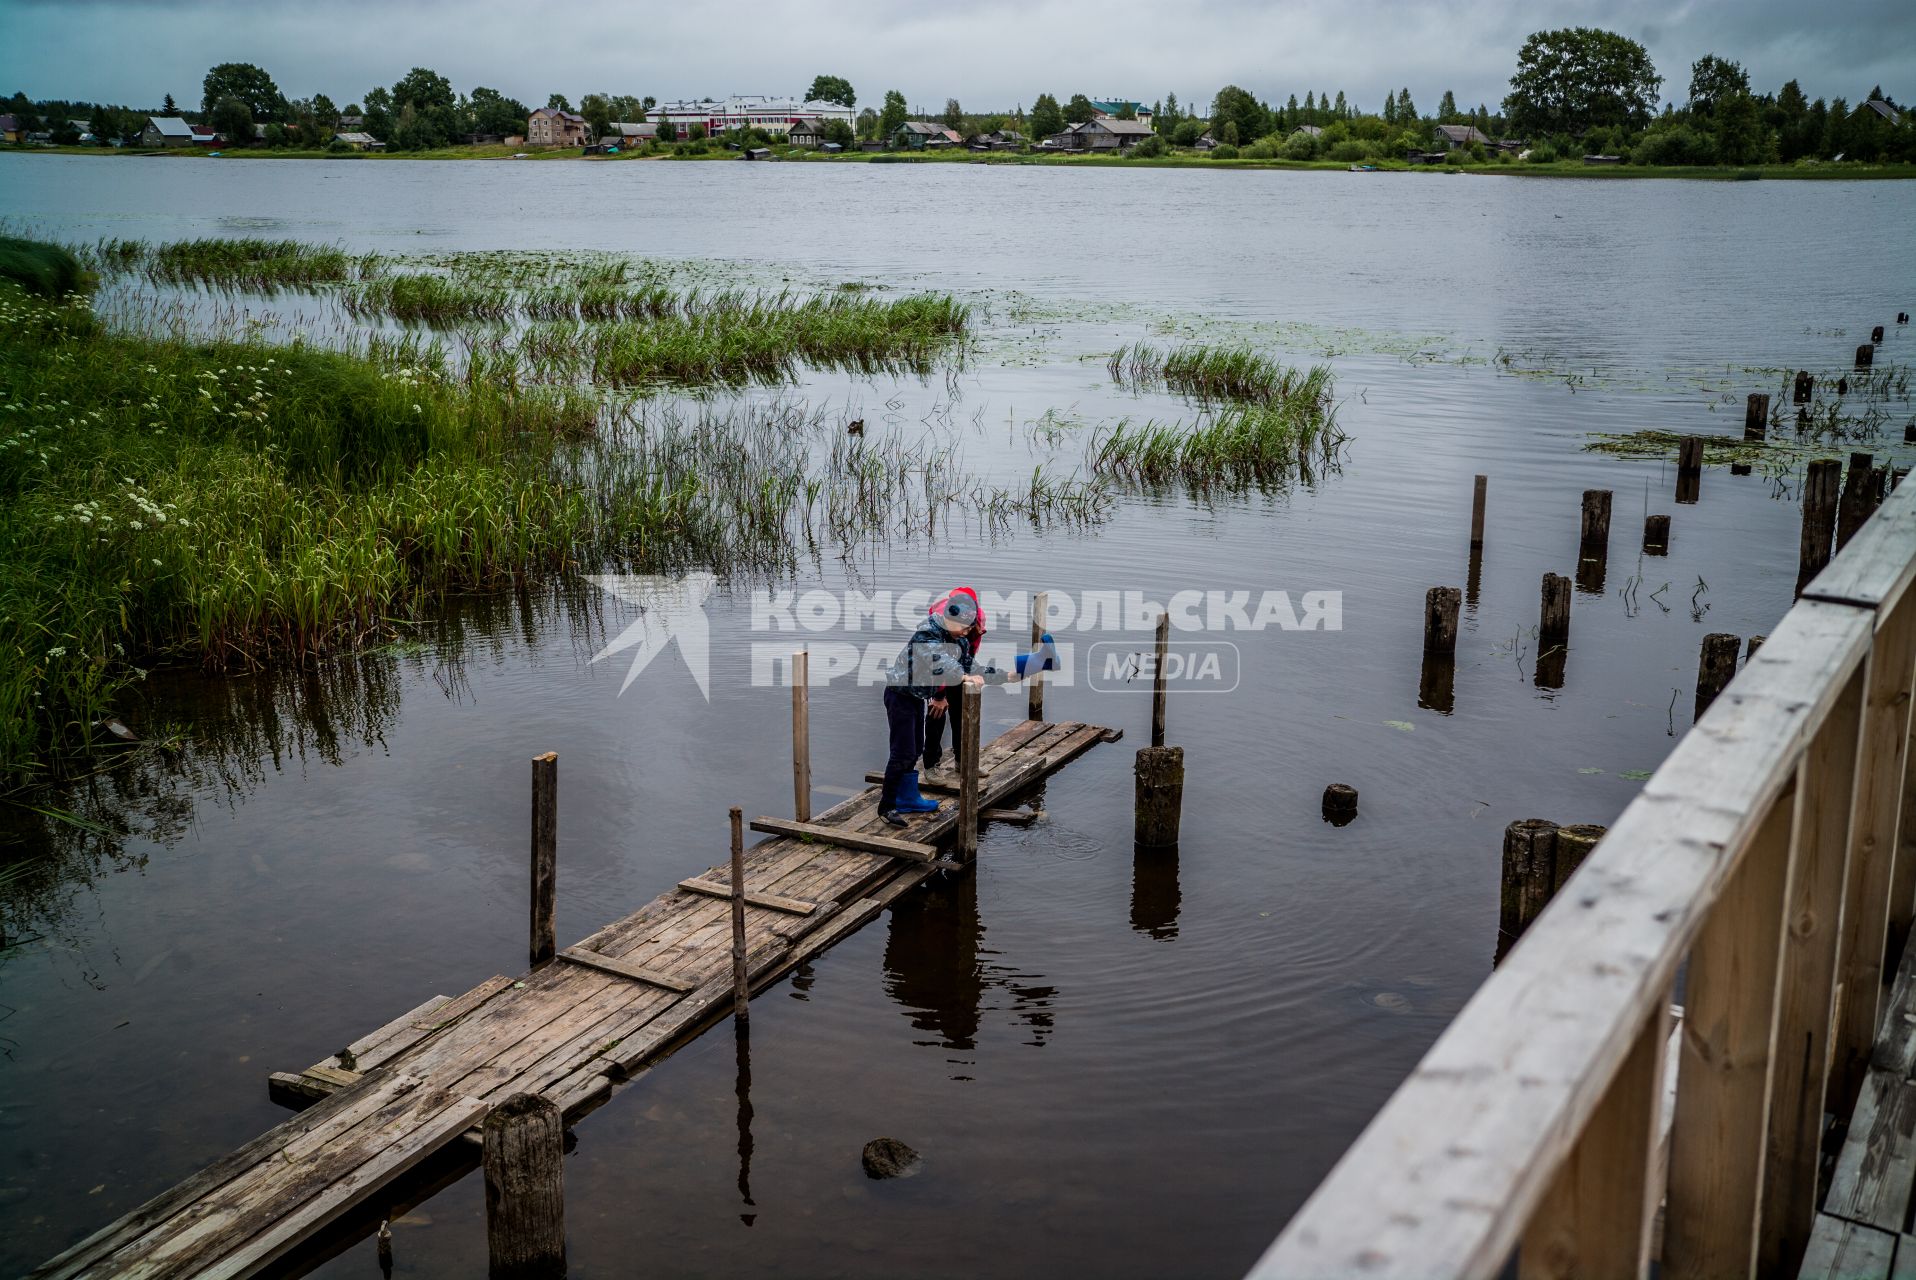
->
[2,155,1913,1278]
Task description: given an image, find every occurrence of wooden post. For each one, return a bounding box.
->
[1758,667,1864,1276]
[1746,634,1766,661]
[1522,1000,1670,1280]
[1744,392,1770,441]
[1793,370,1814,405]
[1676,436,1703,504]
[1418,651,1456,715]
[1872,324,1886,343]
[1856,342,1874,369]
[1496,819,1558,962]
[1797,458,1841,595]
[1027,590,1049,722]
[1150,610,1170,748]
[1643,514,1671,555]
[729,806,748,1019]
[1663,790,1797,1280]
[482,1093,565,1280]
[1578,489,1612,554]
[1695,633,1742,720]
[791,649,810,822]
[1539,573,1571,645]
[1836,451,1879,551]
[1469,474,1487,548]
[1423,586,1461,655]
[959,680,981,860]
[1321,783,1358,824]
[1552,824,1605,893]
[1134,746,1184,849]
[529,752,557,969]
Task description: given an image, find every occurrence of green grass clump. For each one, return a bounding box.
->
[0,238,85,298]
[140,237,356,291]
[1109,341,1318,404]
[1090,377,1342,486]
[347,274,512,325]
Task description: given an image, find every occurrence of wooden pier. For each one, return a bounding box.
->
[31,716,1118,1280]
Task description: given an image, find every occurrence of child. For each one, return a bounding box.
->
[879,588,1056,828]
[922,586,985,774]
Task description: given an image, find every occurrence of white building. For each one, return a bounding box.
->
[650,96,855,137]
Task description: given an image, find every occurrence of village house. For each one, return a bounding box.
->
[191,124,221,146]
[332,131,384,151]
[526,107,589,147]
[1049,116,1153,151]
[1292,124,1324,139]
[969,128,1026,151]
[785,120,826,147]
[602,121,658,146]
[140,116,194,147]
[892,120,962,149]
[1434,123,1492,150]
[1863,98,1904,125]
[651,95,855,138]
[1089,99,1153,127]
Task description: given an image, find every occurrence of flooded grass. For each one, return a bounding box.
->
[1109,341,1324,404]
[128,238,360,292]
[1089,393,1344,486]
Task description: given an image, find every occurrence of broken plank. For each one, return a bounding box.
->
[677,877,816,916]
[557,946,695,992]
[749,816,941,861]
[302,1064,363,1090]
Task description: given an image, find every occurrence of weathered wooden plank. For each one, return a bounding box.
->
[197,1092,489,1280]
[748,816,940,861]
[1805,462,1916,611]
[1664,784,1799,1280]
[558,946,695,992]
[413,975,514,1031]
[1873,935,1916,1078]
[1520,1001,1669,1279]
[677,877,816,916]
[301,1064,363,1090]
[1893,1232,1916,1280]
[1833,596,1916,1116]
[1797,1215,1897,1280]
[1246,599,1873,1280]
[1762,666,1867,1277]
[1826,1069,1916,1233]
[311,994,448,1074]
[981,807,1041,825]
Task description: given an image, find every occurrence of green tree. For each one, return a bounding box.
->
[1029,92,1064,139]
[821,118,854,146]
[580,93,613,140]
[1825,96,1850,157]
[657,119,678,143]
[1210,84,1268,143]
[878,89,908,139]
[470,86,528,137]
[1438,89,1458,121]
[1064,93,1096,124]
[1687,54,1749,117]
[1396,88,1418,121]
[1503,27,1661,138]
[685,122,706,142]
[1712,91,1765,163]
[362,87,394,140]
[162,93,178,115]
[547,93,571,112]
[1332,90,1347,119]
[855,107,878,139]
[943,98,965,131]
[208,95,254,145]
[202,63,284,120]
[807,75,855,108]
[392,68,454,113]
[1774,80,1812,160]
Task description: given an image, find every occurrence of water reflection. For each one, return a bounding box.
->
[734,1016,755,1227]
[882,870,1056,1063]
[1417,654,1456,716]
[1129,847,1180,941]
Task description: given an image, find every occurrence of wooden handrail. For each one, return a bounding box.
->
[1249,471,1916,1279]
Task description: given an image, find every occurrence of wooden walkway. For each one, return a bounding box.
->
[31,717,1118,1280]
[1802,933,1916,1278]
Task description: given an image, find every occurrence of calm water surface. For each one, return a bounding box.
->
[1,156,1913,1278]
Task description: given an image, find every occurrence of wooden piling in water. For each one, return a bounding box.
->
[1746,634,1766,661]
[1836,451,1879,551]
[729,806,748,1019]
[959,681,981,859]
[1497,819,1559,962]
[1423,586,1461,655]
[1321,783,1358,825]
[1696,633,1742,719]
[1470,475,1487,548]
[1793,370,1814,405]
[1798,458,1842,595]
[1577,489,1611,593]
[1134,746,1184,849]
[1553,824,1606,893]
[1027,591,1049,722]
[1644,514,1671,555]
[482,1093,565,1280]
[1857,343,1875,369]
[1150,611,1170,749]
[1872,324,1886,343]
[791,650,810,823]
[1539,573,1571,644]
[1676,436,1704,504]
[529,752,557,969]
[1744,393,1770,441]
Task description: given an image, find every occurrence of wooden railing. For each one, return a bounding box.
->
[1249,474,1916,1279]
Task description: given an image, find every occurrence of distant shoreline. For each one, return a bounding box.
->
[10,146,1916,180]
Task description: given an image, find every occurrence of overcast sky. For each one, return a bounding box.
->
[2,0,1909,114]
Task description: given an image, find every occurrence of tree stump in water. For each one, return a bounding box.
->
[1797,458,1841,595]
[1134,746,1184,848]
[1423,586,1461,655]
[1695,633,1742,721]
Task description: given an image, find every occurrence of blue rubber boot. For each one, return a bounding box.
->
[895,770,941,813]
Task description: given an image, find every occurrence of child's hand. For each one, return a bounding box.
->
[962,673,985,687]
[928,697,947,715]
